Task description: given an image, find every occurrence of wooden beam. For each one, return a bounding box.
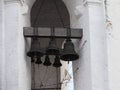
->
[23,27,83,39]
[31,88,61,90]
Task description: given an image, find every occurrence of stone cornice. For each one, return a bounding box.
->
[4,0,24,5]
[84,0,102,5]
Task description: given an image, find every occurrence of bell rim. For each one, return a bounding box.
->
[35,61,42,64]
[27,51,44,57]
[43,63,51,66]
[53,64,62,67]
[46,48,60,55]
[60,54,79,61]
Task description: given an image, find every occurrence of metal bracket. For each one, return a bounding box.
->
[23,27,83,39]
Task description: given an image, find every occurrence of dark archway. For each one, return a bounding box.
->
[30,0,70,90]
[31,0,70,27]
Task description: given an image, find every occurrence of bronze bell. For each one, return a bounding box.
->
[31,57,35,63]
[46,38,59,55]
[43,55,51,66]
[27,38,44,62]
[53,55,62,67]
[31,54,37,63]
[60,39,79,61]
[35,57,42,64]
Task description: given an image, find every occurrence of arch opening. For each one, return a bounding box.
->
[31,0,70,28]
[30,0,75,90]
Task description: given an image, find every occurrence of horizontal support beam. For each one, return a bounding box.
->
[23,27,83,39]
[32,88,61,90]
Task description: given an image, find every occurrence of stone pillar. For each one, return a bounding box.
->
[0,0,5,90]
[107,0,120,90]
[63,0,109,90]
[3,0,31,90]
[86,1,108,90]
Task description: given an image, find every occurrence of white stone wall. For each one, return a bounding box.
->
[4,2,20,90]
[0,0,5,90]
[107,0,120,90]
[0,0,35,90]
[4,1,31,90]
[63,0,109,90]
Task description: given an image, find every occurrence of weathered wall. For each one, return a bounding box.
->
[18,0,35,89]
[0,0,5,90]
[0,0,35,90]
[4,0,31,90]
[63,0,109,90]
[107,0,120,90]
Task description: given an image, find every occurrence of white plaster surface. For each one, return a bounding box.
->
[63,0,108,90]
[3,1,32,90]
[0,0,5,90]
[88,3,108,90]
[4,2,20,90]
[107,0,120,90]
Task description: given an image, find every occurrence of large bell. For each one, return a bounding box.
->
[53,55,62,67]
[27,38,44,62]
[43,55,51,66]
[60,39,79,61]
[46,38,59,55]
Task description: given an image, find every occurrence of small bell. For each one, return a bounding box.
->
[60,39,79,61]
[27,38,44,62]
[43,55,51,66]
[46,38,60,55]
[31,54,37,63]
[46,28,60,55]
[35,57,42,64]
[53,55,62,67]
[31,57,35,63]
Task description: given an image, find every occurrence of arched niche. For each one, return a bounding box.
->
[29,0,71,90]
[30,0,70,27]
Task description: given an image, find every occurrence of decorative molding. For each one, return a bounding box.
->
[4,0,25,5]
[21,3,29,14]
[83,0,102,5]
[74,5,84,18]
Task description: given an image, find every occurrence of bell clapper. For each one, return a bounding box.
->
[68,61,69,64]
[31,57,35,63]
[31,54,37,63]
[43,55,51,66]
[67,58,70,64]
